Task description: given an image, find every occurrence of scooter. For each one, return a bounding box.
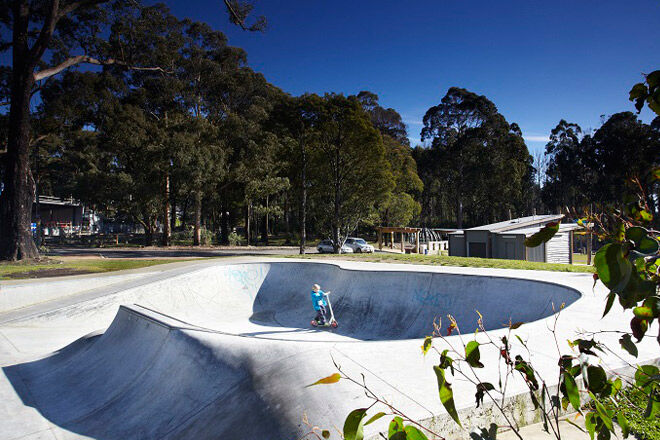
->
[311,291,339,329]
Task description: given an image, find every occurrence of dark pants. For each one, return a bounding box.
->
[314,305,327,325]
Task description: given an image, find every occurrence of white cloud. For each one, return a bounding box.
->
[523,135,549,143]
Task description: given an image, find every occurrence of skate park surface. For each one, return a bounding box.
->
[0,258,655,440]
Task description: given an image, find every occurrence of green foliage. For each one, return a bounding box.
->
[600,386,660,440]
[433,365,461,427]
[421,336,433,356]
[417,87,533,227]
[343,408,368,440]
[524,221,559,247]
[630,71,660,115]
[227,231,242,246]
[465,341,484,368]
[311,94,394,248]
[542,114,659,209]
[171,228,214,246]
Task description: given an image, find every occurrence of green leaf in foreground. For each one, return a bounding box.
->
[465,341,484,368]
[585,412,596,440]
[475,382,495,408]
[602,292,616,318]
[616,410,630,438]
[645,391,660,420]
[364,412,386,426]
[626,226,660,255]
[403,425,429,440]
[594,243,632,292]
[525,221,559,248]
[619,334,638,358]
[434,366,461,427]
[589,392,613,431]
[306,373,341,387]
[421,336,432,356]
[563,372,581,413]
[388,417,405,437]
[343,408,368,440]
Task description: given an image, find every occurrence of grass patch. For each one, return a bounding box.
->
[0,258,192,280]
[600,387,660,439]
[572,253,593,265]
[281,252,595,273]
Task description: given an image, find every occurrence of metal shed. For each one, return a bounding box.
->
[448,215,580,263]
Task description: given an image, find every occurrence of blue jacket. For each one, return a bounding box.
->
[311,290,327,311]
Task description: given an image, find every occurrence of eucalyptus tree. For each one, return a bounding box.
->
[541,120,588,210]
[0,0,264,260]
[202,52,285,245]
[357,91,423,227]
[543,113,659,216]
[588,112,659,210]
[419,87,531,228]
[313,94,394,252]
[357,90,409,145]
[269,93,325,252]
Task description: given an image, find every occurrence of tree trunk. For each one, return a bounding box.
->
[332,146,341,253]
[245,201,251,245]
[261,195,269,244]
[0,58,38,260]
[456,197,463,229]
[299,139,307,255]
[284,195,291,245]
[161,172,171,246]
[193,191,202,246]
[170,178,176,232]
[144,219,154,246]
[220,198,229,245]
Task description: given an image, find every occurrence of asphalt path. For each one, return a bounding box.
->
[46,246,319,258]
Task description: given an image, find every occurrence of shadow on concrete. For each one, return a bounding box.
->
[3,309,295,440]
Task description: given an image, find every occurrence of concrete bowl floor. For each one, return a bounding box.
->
[0,258,655,440]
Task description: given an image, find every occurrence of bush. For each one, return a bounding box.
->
[228,231,242,246]
[171,227,215,246]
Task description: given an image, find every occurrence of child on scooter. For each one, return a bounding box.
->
[311,284,328,325]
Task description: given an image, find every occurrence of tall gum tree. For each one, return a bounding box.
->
[0,0,264,260]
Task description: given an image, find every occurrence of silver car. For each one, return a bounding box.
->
[344,237,375,253]
[317,239,354,254]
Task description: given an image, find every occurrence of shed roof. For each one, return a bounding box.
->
[498,223,581,236]
[464,214,564,233]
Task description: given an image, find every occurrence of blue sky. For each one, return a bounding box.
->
[4,1,649,152]
[160,0,659,152]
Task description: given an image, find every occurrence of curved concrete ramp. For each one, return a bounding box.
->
[3,261,584,440]
[84,262,580,341]
[6,304,364,439]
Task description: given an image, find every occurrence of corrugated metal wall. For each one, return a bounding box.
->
[526,242,545,262]
[545,233,570,263]
[448,235,465,256]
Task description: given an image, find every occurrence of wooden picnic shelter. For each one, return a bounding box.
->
[376,226,422,253]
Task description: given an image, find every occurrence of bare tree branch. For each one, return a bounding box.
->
[223,0,249,31]
[33,54,170,82]
[29,0,60,64]
[57,0,110,20]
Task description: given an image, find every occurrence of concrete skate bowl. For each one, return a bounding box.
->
[245,263,581,339]
[112,262,580,340]
[2,262,583,440]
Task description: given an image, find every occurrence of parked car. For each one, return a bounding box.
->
[317,239,354,254]
[344,237,375,253]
